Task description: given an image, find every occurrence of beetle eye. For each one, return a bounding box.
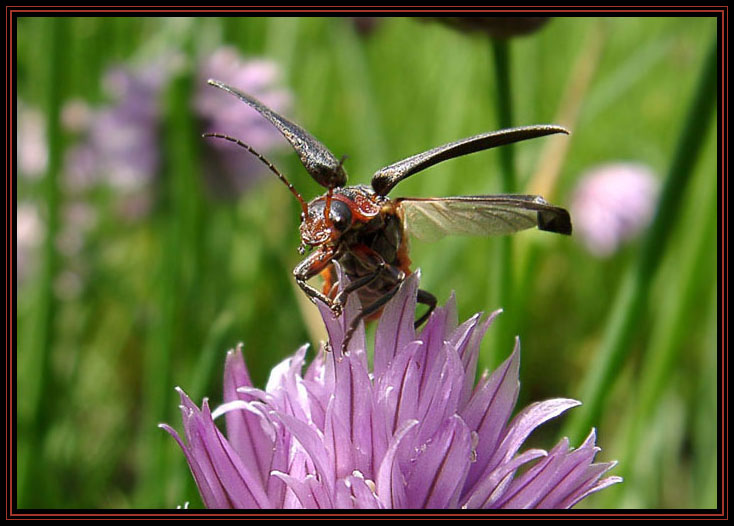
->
[329,199,352,231]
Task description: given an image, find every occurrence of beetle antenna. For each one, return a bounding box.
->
[203,132,308,214]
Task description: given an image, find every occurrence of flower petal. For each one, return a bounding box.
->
[374,272,419,378]
[460,342,521,491]
[329,347,382,478]
[273,411,335,492]
[491,429,621,509]
[533,430,605,508]
[453,310,501,407]
[170,388,272,508]
[414,299,453,384]
[555,430,623,508]
[324,394,355,480]
[271,471,329,509]
[334,472,383,509]
[412,341,465,448]
[375,419,418,509]
[265,344,311,422]
[497,440,582,508]
[461,448,548,508]
[374,341,424,435]
[404,415,473,509]
[491,397,582,470]
[561,469,623,509]
[222,346,276,488]
[159,422,228,509]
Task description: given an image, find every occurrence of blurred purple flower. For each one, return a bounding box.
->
[64,62,168,195]
[195,47,291,196]
[63,48,289,206]
[571,162,660,258]
[162,272,620,509]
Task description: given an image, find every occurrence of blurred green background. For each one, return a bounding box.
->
[15,16,719,509]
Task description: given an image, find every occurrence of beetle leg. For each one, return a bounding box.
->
[341,270,405,353]
[415,289,437,328]
[330,269,381,317]
[331,253,388,315]
[293,245,338,308]
[330,244,402,318]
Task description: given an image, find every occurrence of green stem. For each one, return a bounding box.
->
[136,67,202,507]
[607,144,717,507]
[486,38,516,366]
[492,39,517,193]
[18,18,67,508]
[563,37,718,443]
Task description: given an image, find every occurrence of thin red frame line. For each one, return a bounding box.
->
[721,8,727,516]
[7,8,13,518]
[723,8,729,518]
[3,7,728,11]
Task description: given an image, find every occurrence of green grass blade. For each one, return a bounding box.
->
[563,37,718,443]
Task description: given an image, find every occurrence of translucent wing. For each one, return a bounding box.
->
[397,195,572,242]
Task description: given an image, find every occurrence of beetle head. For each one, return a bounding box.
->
[299,195,353,247]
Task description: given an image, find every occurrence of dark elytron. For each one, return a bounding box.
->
[205,80,572,351]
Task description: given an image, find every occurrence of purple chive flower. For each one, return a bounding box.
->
[162,272,620,509]
[62,49,289,215]
[571,162,660,258]
[195,47,291,196]
[64,62,169,195]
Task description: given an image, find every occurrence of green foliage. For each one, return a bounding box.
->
[16,16,719,509]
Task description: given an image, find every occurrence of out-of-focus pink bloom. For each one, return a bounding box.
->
[571,162,659,258]
[162,272,620,509]
[17,101,48,179]
[17,203,44,284]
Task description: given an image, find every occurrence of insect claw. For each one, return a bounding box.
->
[330,302,343,318]
[335,345,347,361]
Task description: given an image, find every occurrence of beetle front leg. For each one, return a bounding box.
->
[293,245,339,312]
[330,259,386,315]
[341,264,406,353]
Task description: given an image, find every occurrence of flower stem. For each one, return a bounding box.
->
[491,39,517,194]
[135,66,203,507]
[608,139,717,507]
[486,38,516,366]
[18,18,67,508]
[563,36,718,443]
